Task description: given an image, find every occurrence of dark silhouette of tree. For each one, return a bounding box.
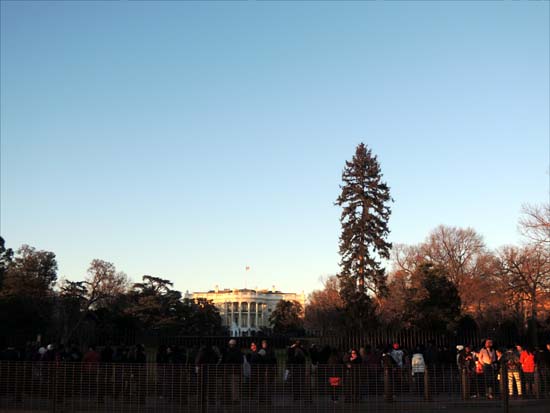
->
[127,275,184,331]
[59,259,128,343]
[381,262,462,331]
[411,263,462,332]
[0,237,13,290]
[269,299,304,335]
[181,297,224,336]
[126,276,223,335]
[1,244,57,297]
[335,143,392,330]
[0,243,57,344]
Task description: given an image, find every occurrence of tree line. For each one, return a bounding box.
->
[0,242,226,346]
[305,144,550,344]
[1,143,548,346]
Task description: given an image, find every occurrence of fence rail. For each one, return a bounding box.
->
[1,361,550,412]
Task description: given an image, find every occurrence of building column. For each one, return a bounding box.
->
[254,302,258,328]
[246,301,250,331]
[238,302,242,332]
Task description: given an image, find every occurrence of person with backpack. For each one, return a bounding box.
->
[505,347,522,398]
[478,339,497,399]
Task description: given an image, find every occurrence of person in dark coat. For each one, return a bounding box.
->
[287,340,308,401]
[246,342,262,401]
[222,339,243,404]
[345,348,362,402]
[259,339,276,404]
[195,344,218,407]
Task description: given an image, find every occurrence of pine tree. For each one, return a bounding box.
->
[336,143,392,304]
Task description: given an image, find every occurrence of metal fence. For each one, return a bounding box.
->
[1,361,550,412]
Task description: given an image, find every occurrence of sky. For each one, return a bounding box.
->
[1,1,549,296]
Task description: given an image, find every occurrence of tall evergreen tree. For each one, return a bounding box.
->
[336,143,392,304]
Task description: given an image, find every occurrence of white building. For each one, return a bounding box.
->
[187,286,306,337]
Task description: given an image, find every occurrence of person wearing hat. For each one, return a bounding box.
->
[390,343,405,395]
[390,343,404,368]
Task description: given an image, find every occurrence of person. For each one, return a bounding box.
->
[518,345,536,398]
[287,340,307,401]
[390,343,404,368]
[458,345,475,399]
[68,344,82,362]
[363,345,381,396]
[543,343,550,396]
[195,344,217,407]
[246,342,262,401]
[259,340,276,405]
[327,347,343,403]
[345,349,362,402]
[156,345,168,399]
[477,339,497,399]
[411,346,426,396]
[101,345,113,363]
[1,346,21,402]
[456,345,464,369]
[132,345,147,405]
[83,345,101,364]
[505,346,522,398]
[222,339,243,404]
[83,346,101,399]
[42,344,56,362]
[390,343,405,394]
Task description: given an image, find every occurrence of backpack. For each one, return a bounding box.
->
[506,351,520,371]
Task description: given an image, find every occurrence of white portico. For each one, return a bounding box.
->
[187,286,306,336]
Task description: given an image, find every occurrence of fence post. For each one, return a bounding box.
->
[534,367,540,399]
[424,365,431,401]
[461,368,468,400]
[500,362,508,413]
[384,367,393,402]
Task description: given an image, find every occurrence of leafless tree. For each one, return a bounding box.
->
[496,244,550,322]
[304,275,345,335]
[60,259,128,343]
[519,203,550,246]
[390,226,497,315]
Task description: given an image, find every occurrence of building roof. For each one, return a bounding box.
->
[196,288,287,295]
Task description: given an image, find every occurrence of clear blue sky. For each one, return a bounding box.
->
[1,1,548,295]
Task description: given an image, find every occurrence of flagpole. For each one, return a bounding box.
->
[245,265,250,289]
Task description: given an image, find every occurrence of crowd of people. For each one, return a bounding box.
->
[456,339,550,399]
[1,338,550,405]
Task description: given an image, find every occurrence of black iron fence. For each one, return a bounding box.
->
[5,325,549,352]
[1,361,550,412]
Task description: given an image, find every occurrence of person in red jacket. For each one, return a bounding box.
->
[517,345,536,397]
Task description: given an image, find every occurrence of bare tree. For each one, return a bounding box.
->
[420,226,487,290]
[391,227,497,315]
[519,203,550,246]
[496,244,550,322]
[305,276,345,335]
[60,259,128,343]
[390,243,423,279]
